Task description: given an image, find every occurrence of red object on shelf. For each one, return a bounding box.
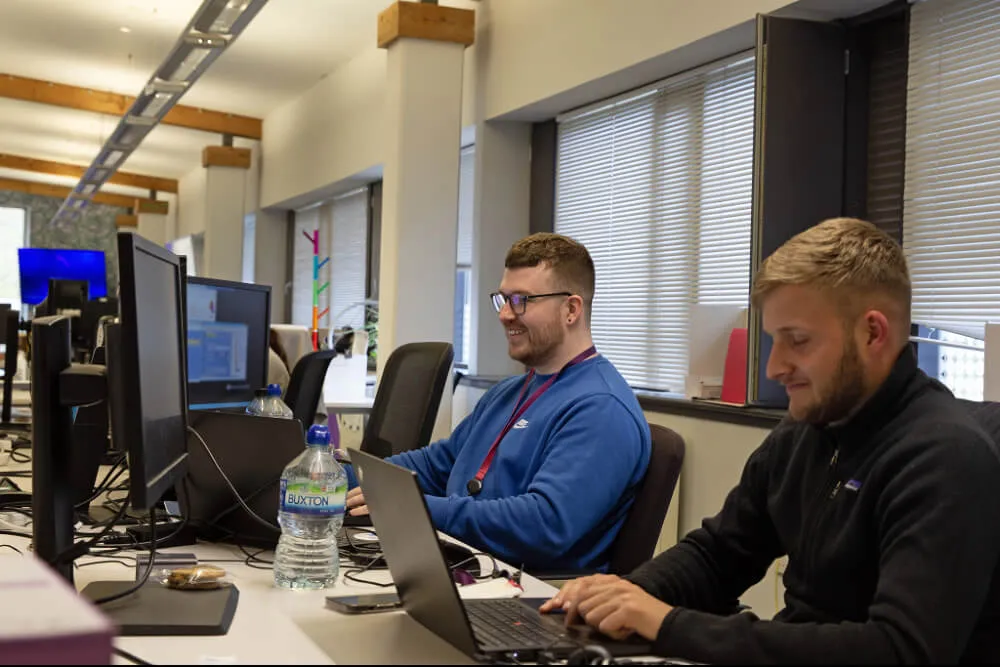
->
[720,327,748,405]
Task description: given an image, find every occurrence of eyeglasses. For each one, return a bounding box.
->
[489,291,572,315]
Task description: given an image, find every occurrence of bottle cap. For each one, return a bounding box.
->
[267,383,283,397]
[306,424,331,446]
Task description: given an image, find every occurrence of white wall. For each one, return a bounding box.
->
[177,165,207,239]
[261,47,388,209]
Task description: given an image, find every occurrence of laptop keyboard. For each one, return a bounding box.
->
[464,598,569,651]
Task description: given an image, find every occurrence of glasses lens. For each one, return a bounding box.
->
[490,292,505,313]
[509,294,526,313]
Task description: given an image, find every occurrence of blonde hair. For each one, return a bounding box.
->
[751,217,911,331]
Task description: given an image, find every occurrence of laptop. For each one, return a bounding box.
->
[351,450,653,662]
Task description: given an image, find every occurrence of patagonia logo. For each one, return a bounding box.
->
[845,479,862,492]
[513,419,530,430]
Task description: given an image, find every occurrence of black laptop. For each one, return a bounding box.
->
[351,450,653,662]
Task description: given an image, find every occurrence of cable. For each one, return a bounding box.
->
[235,543,274,570]
[0,528,31,539]
[187,425,279,532]
[75,455,128,509]
[93,507,156,606]
[0,544,23,554]
[9,449,30,464]
[113,647,153,666]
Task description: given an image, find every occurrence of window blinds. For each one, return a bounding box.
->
[555,52,755,391]
[457,146,475,267]
[292,187,369,332]
[328,189,369,331]
[905,0,1000,339]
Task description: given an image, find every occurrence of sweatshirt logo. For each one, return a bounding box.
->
[513,419,530,430]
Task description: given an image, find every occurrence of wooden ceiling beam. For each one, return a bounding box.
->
[0,153,178,193]
[0,176,168,213]
[0,73,262,139]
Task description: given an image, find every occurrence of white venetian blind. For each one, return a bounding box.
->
[555,52,755,391]
[905,0,1000,339]
[328,188,369,330]
[457,146,475,266]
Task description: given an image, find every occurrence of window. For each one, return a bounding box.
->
[554,53,755,392]
[0,206,27,312]
[292,188,369,335]
[455,146,475,367]
[904,0,1000,396]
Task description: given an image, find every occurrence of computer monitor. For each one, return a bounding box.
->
[78,296,119,354]
[113,232,189,509]
[186,277,270,411]
[30,233,189,582]
[17,248,108,306]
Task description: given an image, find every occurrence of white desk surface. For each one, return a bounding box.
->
[325,398,374,412]
[0,451,560,666]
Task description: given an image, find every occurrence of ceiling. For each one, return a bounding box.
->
[0,0,475,194]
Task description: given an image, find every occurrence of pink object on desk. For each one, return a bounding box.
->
[720,327,749,405]
[0,556,114,665]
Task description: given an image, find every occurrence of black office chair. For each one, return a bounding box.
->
[360,341,454,458]
[283,348,337,430]
[534,422,686,580]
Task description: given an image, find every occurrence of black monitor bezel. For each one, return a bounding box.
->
[115,232,189,510]
[185,276,271,410]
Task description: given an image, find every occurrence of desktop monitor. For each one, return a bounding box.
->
[30,233,189,583]
[36,278,89,318]
[186,277,270,411]
[17,248,108,306]
[112,232,189,510]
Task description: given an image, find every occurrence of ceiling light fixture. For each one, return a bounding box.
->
[49,0,269,226]
[119,26,132,33]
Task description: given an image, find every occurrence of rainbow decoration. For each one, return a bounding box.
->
[302,228,330,350]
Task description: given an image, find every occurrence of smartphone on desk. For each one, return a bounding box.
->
[326,593,402,614]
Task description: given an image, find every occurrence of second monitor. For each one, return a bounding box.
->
[186,277,270,411]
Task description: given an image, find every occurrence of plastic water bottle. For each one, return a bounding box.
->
[274,424,347,589]
[245,388,269,416]
[263,383,294,419]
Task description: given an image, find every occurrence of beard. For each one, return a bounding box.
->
[796,340,868,425]
[508,317,565,370]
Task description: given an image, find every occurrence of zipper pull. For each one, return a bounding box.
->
[829,480,842,499]
[830,449,839,468]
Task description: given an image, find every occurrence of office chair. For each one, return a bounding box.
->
[283,348,337,431]
[534,422,686,581]
[360,342,454,458]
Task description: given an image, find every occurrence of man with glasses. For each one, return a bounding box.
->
[346,233,651,572]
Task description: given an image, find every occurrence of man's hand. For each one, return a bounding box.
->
[345,486,369,516]
[539,574,673,641]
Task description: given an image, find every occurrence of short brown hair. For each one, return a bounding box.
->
[751,217,911,331]
[505,233,595,316]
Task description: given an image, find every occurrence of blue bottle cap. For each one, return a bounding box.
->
[266,383,282,397]
[306,424,331,446]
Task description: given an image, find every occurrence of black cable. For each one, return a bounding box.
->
[58,488,133,563]
[75,455,128,509]
[188,425,279,532]
[93,507,156,606]
[0,544,23,554]
[9,449,30,464]
[113,647,153,666]
[343,555,395,588]
[0,528,30,539]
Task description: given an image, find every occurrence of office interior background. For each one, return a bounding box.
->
[1,0,998,618]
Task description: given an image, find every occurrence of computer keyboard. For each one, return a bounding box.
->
[464,598,568,651]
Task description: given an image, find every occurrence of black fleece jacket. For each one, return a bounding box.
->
[626,349,1000,664]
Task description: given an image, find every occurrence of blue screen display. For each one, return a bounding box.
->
[18,248,108,305]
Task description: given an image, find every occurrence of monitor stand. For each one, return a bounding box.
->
[79,581,239,636]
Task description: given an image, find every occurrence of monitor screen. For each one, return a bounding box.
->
[114,232,188,510]
[186,277,270,411]
[18,248,108,306]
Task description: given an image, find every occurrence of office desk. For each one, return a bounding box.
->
[0,526,559,664]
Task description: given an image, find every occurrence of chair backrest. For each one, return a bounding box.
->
[959,399,1000,446]
[607,422,686,575]
[361,342,454,458]
[284,348,337,429]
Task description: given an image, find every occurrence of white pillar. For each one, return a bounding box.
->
[470,120,532,377]
[377,2,475,438]
[201,146,250,281]
[137,211,168,247]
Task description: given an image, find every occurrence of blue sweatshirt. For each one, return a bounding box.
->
[378,355,650,572]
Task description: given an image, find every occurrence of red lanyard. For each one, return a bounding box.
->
[466,346,597,496]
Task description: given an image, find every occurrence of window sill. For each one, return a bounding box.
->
[456,375,785,428]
